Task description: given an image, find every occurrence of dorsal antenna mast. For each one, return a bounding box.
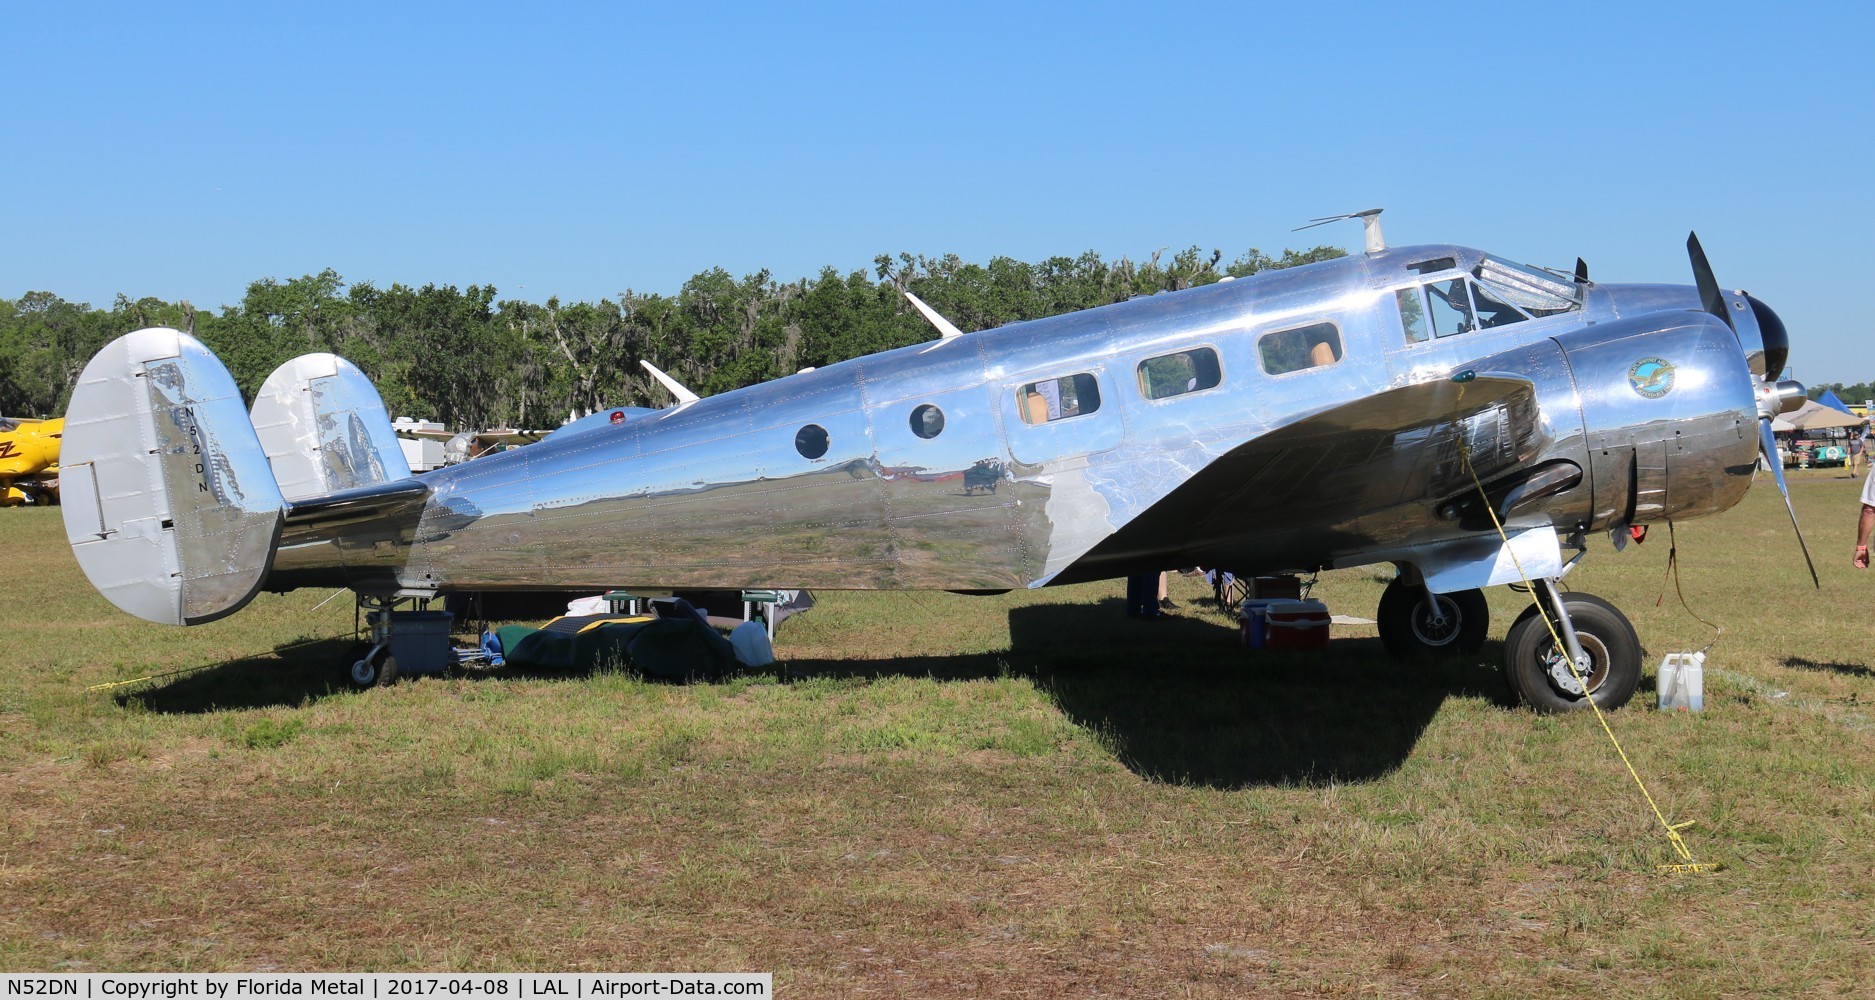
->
[1294,208,1386,253]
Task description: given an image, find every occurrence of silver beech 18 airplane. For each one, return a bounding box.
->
[57,216,1809,711]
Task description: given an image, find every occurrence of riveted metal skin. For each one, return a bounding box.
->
[65,237,1794,621]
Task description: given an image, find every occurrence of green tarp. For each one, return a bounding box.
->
[495,616,736,681]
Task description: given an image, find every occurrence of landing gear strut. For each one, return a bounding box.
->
[345,596,404,689]
[1376,578,1488,657]
[1501,583,1641,713]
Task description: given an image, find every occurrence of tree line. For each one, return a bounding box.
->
[0,244,1345,431]
[1809,382,1875,407]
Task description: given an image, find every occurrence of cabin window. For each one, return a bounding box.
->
[1397,288,1429,344]
[1017,373,1101,424]
[910,404,945,438]
[1258,323,1342,375]
[794,423,829,459]
[1137,347,1222,400]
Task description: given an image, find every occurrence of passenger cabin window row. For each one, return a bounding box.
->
[794,257,1582,455]
[793,320,1348,455]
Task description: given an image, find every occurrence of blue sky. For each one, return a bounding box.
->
[5,2,1870,382]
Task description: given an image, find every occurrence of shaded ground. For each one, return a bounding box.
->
[3,482,1874,994]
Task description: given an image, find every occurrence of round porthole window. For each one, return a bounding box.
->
[795,423,829,459]
[910,404,945,439]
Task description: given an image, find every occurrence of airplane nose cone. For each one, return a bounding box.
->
[1746,294,1787,380]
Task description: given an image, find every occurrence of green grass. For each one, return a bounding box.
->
[1,473,1873,994]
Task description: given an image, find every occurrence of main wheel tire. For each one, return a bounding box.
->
[1502,592,1640,713]
[1377,581,1488,657]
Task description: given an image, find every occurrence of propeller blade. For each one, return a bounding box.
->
[1759,416,1820,588]
[1686,232,1735,332]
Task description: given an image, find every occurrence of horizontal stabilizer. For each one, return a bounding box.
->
[251,353,412,501]
[60,328,284,625]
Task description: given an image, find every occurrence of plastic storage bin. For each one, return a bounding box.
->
[388,610,456,676]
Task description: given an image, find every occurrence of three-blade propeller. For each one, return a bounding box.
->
[1690,231,1820,589]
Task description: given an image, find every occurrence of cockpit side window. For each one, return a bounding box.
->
[1474,256,1581,317]
[1397,288,1430,344]
[1469,281,1531,329]
[1426,278,1474,337]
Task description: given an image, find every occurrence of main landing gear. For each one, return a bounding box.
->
[1501,581,1640,713]
[1376,575,1641,713]
[1376,579,1488,657]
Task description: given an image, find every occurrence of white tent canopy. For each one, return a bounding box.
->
[1784,399,1868,431]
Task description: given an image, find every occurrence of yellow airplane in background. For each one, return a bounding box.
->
[0,417,63,506]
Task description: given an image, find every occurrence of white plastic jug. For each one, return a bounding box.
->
[1658,651,1705,711]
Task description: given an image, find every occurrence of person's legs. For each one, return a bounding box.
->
[1127,573,1162,618]
[1158,571,1177,610]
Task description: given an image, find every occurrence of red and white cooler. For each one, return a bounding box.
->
[1263,599,1330,651]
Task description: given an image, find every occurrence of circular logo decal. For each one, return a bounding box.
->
[1628,357,1676,399]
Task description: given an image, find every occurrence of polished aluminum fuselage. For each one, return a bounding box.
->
[269,244,1766,596]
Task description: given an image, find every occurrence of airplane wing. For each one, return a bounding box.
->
[1053,374,1546,583]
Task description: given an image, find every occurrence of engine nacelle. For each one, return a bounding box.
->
[1557,313,1760,529]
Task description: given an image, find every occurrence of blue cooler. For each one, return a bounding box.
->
[1239,599,1281,648]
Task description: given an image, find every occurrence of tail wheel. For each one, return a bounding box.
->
[346,646,399,689]
[1502,592,1640,713]
[1377,580,1488,657]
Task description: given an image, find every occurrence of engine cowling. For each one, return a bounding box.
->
[1555,312,1760,530]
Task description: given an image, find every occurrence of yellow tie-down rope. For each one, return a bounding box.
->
[1459,440,1716,874]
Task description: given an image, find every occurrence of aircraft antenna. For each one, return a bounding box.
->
[1294,208,1385,253]
[639,359,700,405]
[904,292,965,339]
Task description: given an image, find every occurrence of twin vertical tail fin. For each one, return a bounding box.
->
[60,329,411,625]
[250,353,411,500]
[60,329,287,624]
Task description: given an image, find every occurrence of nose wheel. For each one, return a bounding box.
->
[1377,579,1488,657]
[1502,589,1640,713]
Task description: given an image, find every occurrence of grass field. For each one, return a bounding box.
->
[2,472,1872,995]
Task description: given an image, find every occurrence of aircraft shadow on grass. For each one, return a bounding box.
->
[124,600,1513,789]
[1781,656,1875,680]
[786,599,1514,789]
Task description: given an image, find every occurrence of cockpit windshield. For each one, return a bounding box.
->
[0,418,19,433]
[1472,256,1581,317]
